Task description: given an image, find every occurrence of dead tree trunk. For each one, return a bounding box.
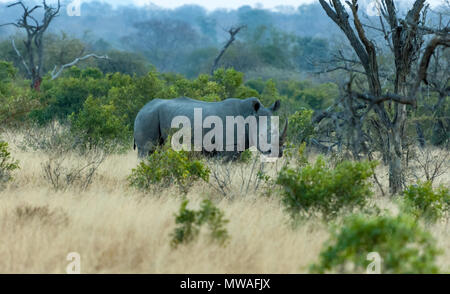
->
[1,1,108,90]
[1,1,61,90]
[211,25,246,75]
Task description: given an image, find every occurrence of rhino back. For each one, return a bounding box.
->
[160,97,253,120]
[135,97,257,145]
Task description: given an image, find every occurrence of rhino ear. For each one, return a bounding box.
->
[270,100,281,112]
[252,100,261,112]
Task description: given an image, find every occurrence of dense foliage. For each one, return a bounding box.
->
[1,59,344,155]
[0,61,39,128]
[311,214,442,274]
[69,95,131,153]
[402,181,450,223]
[277,157,377,220]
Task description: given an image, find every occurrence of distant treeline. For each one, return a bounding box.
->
[0,1,337,78]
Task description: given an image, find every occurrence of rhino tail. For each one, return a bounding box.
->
[134,139,136,150]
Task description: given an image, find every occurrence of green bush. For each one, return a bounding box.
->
[163,68,257,102]
[171,199,229,248]
[259,79,279,107]
[311,214,442,274]
[0,60,17,96]
[31,67,112,123]
[107,71,169,128]
[287,108,315,144]
[171,74,222,102]
[282,142,309,168]
[276,157,377,220]
[238,149,253,164]
[212,68,244,98]
[0,61,40,127]
[0,141,19,188]
[402,181,450,223]
[128,147,210,194]
[69,96,131,153]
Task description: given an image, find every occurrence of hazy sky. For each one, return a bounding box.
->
[128,0,316,10]
[0,0,444,11]
[86,0,444,10]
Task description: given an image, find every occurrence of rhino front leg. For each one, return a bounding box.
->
[137,140,160,158]
[137,147,149,159]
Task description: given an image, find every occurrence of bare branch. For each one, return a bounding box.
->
[416,35,450,87]
[211,25,246,75]
[353,92,416,106]
[0,23,20,28]
[11,38,32,77]
[51,54,109,80]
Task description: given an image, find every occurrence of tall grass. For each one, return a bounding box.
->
[0,132,448,273]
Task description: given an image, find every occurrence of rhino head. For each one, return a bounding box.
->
[246,98,288,158]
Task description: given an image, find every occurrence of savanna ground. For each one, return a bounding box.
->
[0,130,449,274]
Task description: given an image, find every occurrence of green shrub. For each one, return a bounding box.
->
[128,147,210,194]
[0,88,40,129]
[260,79,279,107]
[0,61,40,127]
[163,68,257,102]
[212,68,244,98]
[238,149,253,164]
[107,71,168,128]
[171,199,229,248]
[287,109,315,144]
[311,214,442,273]
[31,67,112,123]
[0,141,19,188]
[282,142,309,167]
[69,95,131,153]
[402,181,450,223]
[276,157,377,220]
[0,60,16,96]
[170,74,222,101]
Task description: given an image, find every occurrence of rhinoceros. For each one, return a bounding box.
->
[133,97,288,159]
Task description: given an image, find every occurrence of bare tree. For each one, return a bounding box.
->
[211,25,246,75]
[406,144,449,184]
[1,1,108,90]
[317,0,449,194]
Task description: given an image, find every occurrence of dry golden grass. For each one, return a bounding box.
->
[0,138,449,273]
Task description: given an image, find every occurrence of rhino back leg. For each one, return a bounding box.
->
[135,108,162,159]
